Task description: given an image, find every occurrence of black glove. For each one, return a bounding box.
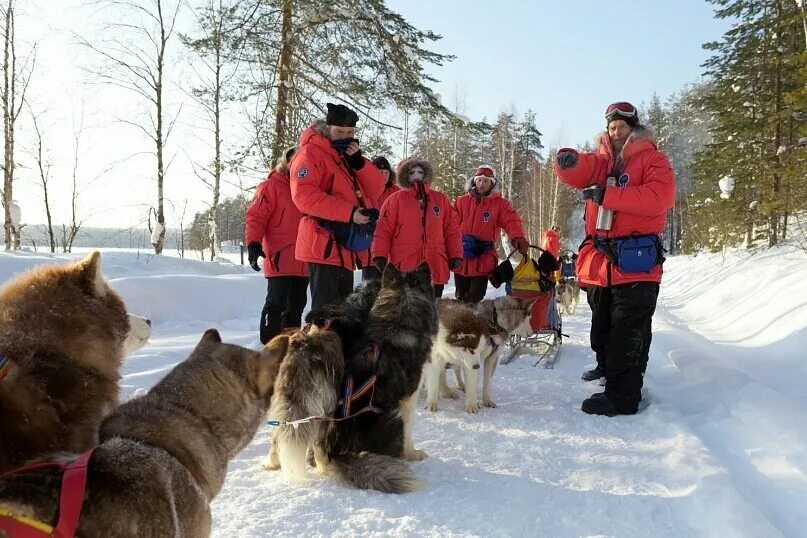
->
[345,150,365,170]
[582,185,606,205]
[449,258,462,271]
[247,242,265,272]
[556,150,578,170]
[373,257,387,272]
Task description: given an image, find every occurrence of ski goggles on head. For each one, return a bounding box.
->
[472,166,495,179]
[605,102,637,122]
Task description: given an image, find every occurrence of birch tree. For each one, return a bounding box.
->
[78,0,182,254]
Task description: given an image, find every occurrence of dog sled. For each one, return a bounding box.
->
[499,246,564,368]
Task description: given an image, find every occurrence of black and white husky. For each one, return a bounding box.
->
[265,264,437,494]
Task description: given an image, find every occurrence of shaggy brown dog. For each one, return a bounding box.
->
[0,330,288,537]
[0,251,151,474]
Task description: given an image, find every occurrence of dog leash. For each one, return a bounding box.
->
[267,343,384,429]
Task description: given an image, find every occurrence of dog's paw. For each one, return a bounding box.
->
[314,462,330,475]
[465,401,480,414]
[425,401,439,412]
[483,398,497,408]
[404,448,428,461]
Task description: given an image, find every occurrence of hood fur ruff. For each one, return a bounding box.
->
[396,157,434,188]
[594,126,657,148]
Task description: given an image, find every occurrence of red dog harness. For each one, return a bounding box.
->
[0,448,94,538]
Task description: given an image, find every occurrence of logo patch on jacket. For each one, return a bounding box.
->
[482,211,491,222]
[297,168,308,178]
[618,173,629,187]
[433,205,441,217]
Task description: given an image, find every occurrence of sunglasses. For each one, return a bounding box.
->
[473,167,495,178]
[605,102,637,122]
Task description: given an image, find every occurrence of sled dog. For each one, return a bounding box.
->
[0,251,151,474]
[0,330,287,537]
[266,263,437,493]
[427,296,534,413]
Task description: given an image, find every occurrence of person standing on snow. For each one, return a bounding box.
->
[554,101,675,416]
[360,156,400,282]
[290,103,385,311]
[371,157,463,298]
[245,146,308,344]
[453,165,529,303]
[542,225,561,259]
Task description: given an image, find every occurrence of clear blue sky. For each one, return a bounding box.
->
[387,0,730,151]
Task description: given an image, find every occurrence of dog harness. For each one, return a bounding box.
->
[0,449,94,538]
[267,342,384,428]
[0,356,11,382]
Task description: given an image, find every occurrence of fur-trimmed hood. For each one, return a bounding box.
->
[396,157,434,188]
[594,126,657,152]
[465,176,501,195]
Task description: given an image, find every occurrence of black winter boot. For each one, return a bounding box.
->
[581,366,605,381]
[581,393,639,416]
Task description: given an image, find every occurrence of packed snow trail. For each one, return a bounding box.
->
[2,249,803,537]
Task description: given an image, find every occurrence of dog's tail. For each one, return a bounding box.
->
[329,452,424,494]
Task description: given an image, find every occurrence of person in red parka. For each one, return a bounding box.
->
[290,103,385,311]
[453,165,529,303]
[361,155,400,282]
[371,157,462,298]
[555,101,675,416]
[541,226,560,259]
[245,146,308,343]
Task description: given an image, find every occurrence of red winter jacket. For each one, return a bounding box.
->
[454,189,525,277]
[554,127,676,287]
[245,169,308,277]
[290,122,385,269]
[541,229,560,258]
[370,183,401,210]
[360,183,401,263]
[372,158,462,285]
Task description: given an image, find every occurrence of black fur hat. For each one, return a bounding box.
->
[326,103,359,127]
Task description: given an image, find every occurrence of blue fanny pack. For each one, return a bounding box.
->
[595,234,663,273]
[319,208,379,253]
[462,234,495,260]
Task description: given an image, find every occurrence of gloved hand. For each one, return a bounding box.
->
[511,237,529,255]
[556,150,578,170]
[247,242,265,272]
[373,257,387,272]
[345,150,365,170]
[449,258,462,271]
[582,185,606,205]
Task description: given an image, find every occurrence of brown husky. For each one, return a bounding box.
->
[0,251,151,474]
[0,330,288,537]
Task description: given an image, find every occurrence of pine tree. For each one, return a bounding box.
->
[234,0,454,163]
[691,0,807,250]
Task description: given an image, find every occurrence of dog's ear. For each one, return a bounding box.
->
[381,263,403,287]
[75,250,107,298]
[522,297,539,313]
[200,328,222,344]
[257,334,289,395]
[408,262,432,290]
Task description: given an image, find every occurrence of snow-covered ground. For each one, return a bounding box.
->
[1,245,805,537]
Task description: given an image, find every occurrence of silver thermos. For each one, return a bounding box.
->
[595,176,616,230]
